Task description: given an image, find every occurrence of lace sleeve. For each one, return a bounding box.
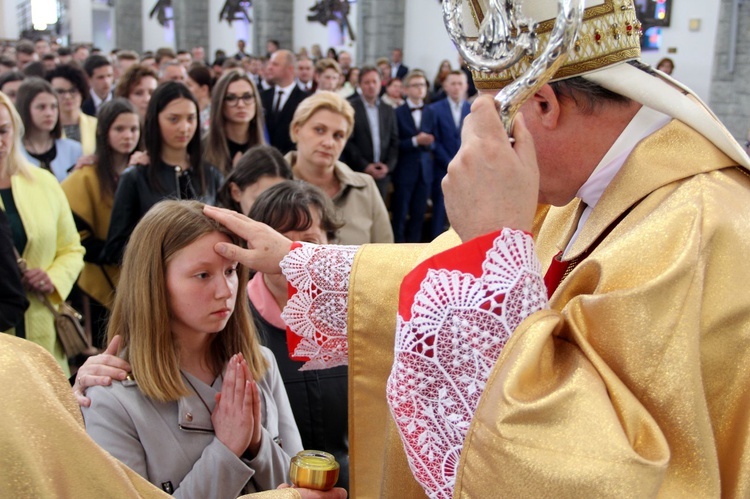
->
[280,242,359,371]
[387,229,549,499]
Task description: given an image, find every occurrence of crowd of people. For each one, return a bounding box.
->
[0,34,477,497]
[4,0,750,495]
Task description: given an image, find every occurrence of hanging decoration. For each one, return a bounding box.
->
[307,0,356,41]
[149,0,173,27]
[219,0,253,25]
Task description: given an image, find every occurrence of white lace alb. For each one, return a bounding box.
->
[280,243,358,370]
[386,229,548,499]
[279,231,549,498]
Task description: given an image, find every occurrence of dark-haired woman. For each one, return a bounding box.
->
[16,77,83,182]
[61,99,140,347]
[203,69,267,175]
[47,64,97,155]
[114,64,159,123]
[0,70,25,104]
[186,63,213,136]
[218,145,292,215]
[247,180,350,491]
[101,81,224,264]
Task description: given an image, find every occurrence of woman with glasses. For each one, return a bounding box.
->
[46,64,97,155]
[16,77,83,182]
[101,81,224,265]
[204,69,267,175]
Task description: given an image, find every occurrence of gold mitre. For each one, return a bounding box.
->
[463,0,642,90]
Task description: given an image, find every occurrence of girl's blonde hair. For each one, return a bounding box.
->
[0,91,33,179]
[108,200,267,402]
[289,91,355,143]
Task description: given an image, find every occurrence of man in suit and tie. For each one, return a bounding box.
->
[390,48,409,80]
[392,70,434,243]
[342,66,399,200]
[81,55,114,117]
[296,56,316,93]
[261,49,309,154]
[428,70,470,238]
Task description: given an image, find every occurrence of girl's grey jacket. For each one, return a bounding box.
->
[83,347,303,498]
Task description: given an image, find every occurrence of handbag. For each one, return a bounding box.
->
[13,248,92,358]
[38,294,91,358]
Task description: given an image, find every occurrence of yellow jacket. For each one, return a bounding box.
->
[61,165,120,307]
[347,121,750,497]
[0,167,85,375]
[79,113,97,156]
[62,112,97,156]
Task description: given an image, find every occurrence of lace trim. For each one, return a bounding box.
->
[280,243,358,370]
[387,229,548,498]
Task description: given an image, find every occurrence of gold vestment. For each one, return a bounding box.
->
[347,120,750,498]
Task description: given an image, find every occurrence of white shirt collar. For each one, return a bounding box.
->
[275,81,297,95]
[564,105,672,256]
[407,98,423,109]
[90,88,111,109]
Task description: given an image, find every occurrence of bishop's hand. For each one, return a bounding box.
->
[442,94,539,242]
[203,205,292,275]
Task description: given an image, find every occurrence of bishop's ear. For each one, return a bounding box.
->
[527,84,561,129]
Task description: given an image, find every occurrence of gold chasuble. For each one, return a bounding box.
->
[346,120,750,498]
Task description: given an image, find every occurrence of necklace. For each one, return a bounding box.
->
[181,371,221,415]
[24,136,53,155]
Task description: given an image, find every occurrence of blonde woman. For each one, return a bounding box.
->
[285,91,393,244]
[83,200,302,496]
[0,90,84,374]
[204,69,267,174]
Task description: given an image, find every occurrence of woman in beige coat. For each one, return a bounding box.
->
[283,92,393,245]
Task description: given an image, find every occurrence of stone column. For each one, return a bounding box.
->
[114,0,143,53]
[709,0,750,140]
[253,0,294,55]
[357,0,406,65]
[172,0,209,52]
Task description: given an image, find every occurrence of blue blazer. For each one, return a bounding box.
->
[428,98,471,169]
[394,103,433,185]
[22,138,83,182]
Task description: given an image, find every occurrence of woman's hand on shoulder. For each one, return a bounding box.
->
[74,335,131,407]
[203,205,293,275]
[72,154,97,171]
[128,151,150,166]
[212,353,262,457]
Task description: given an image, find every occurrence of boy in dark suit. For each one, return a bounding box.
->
[392,70,434,243]
[428,70,470,238]
[81,55,114,117]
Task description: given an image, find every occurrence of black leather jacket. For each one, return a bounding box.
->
[101,161,224,264]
